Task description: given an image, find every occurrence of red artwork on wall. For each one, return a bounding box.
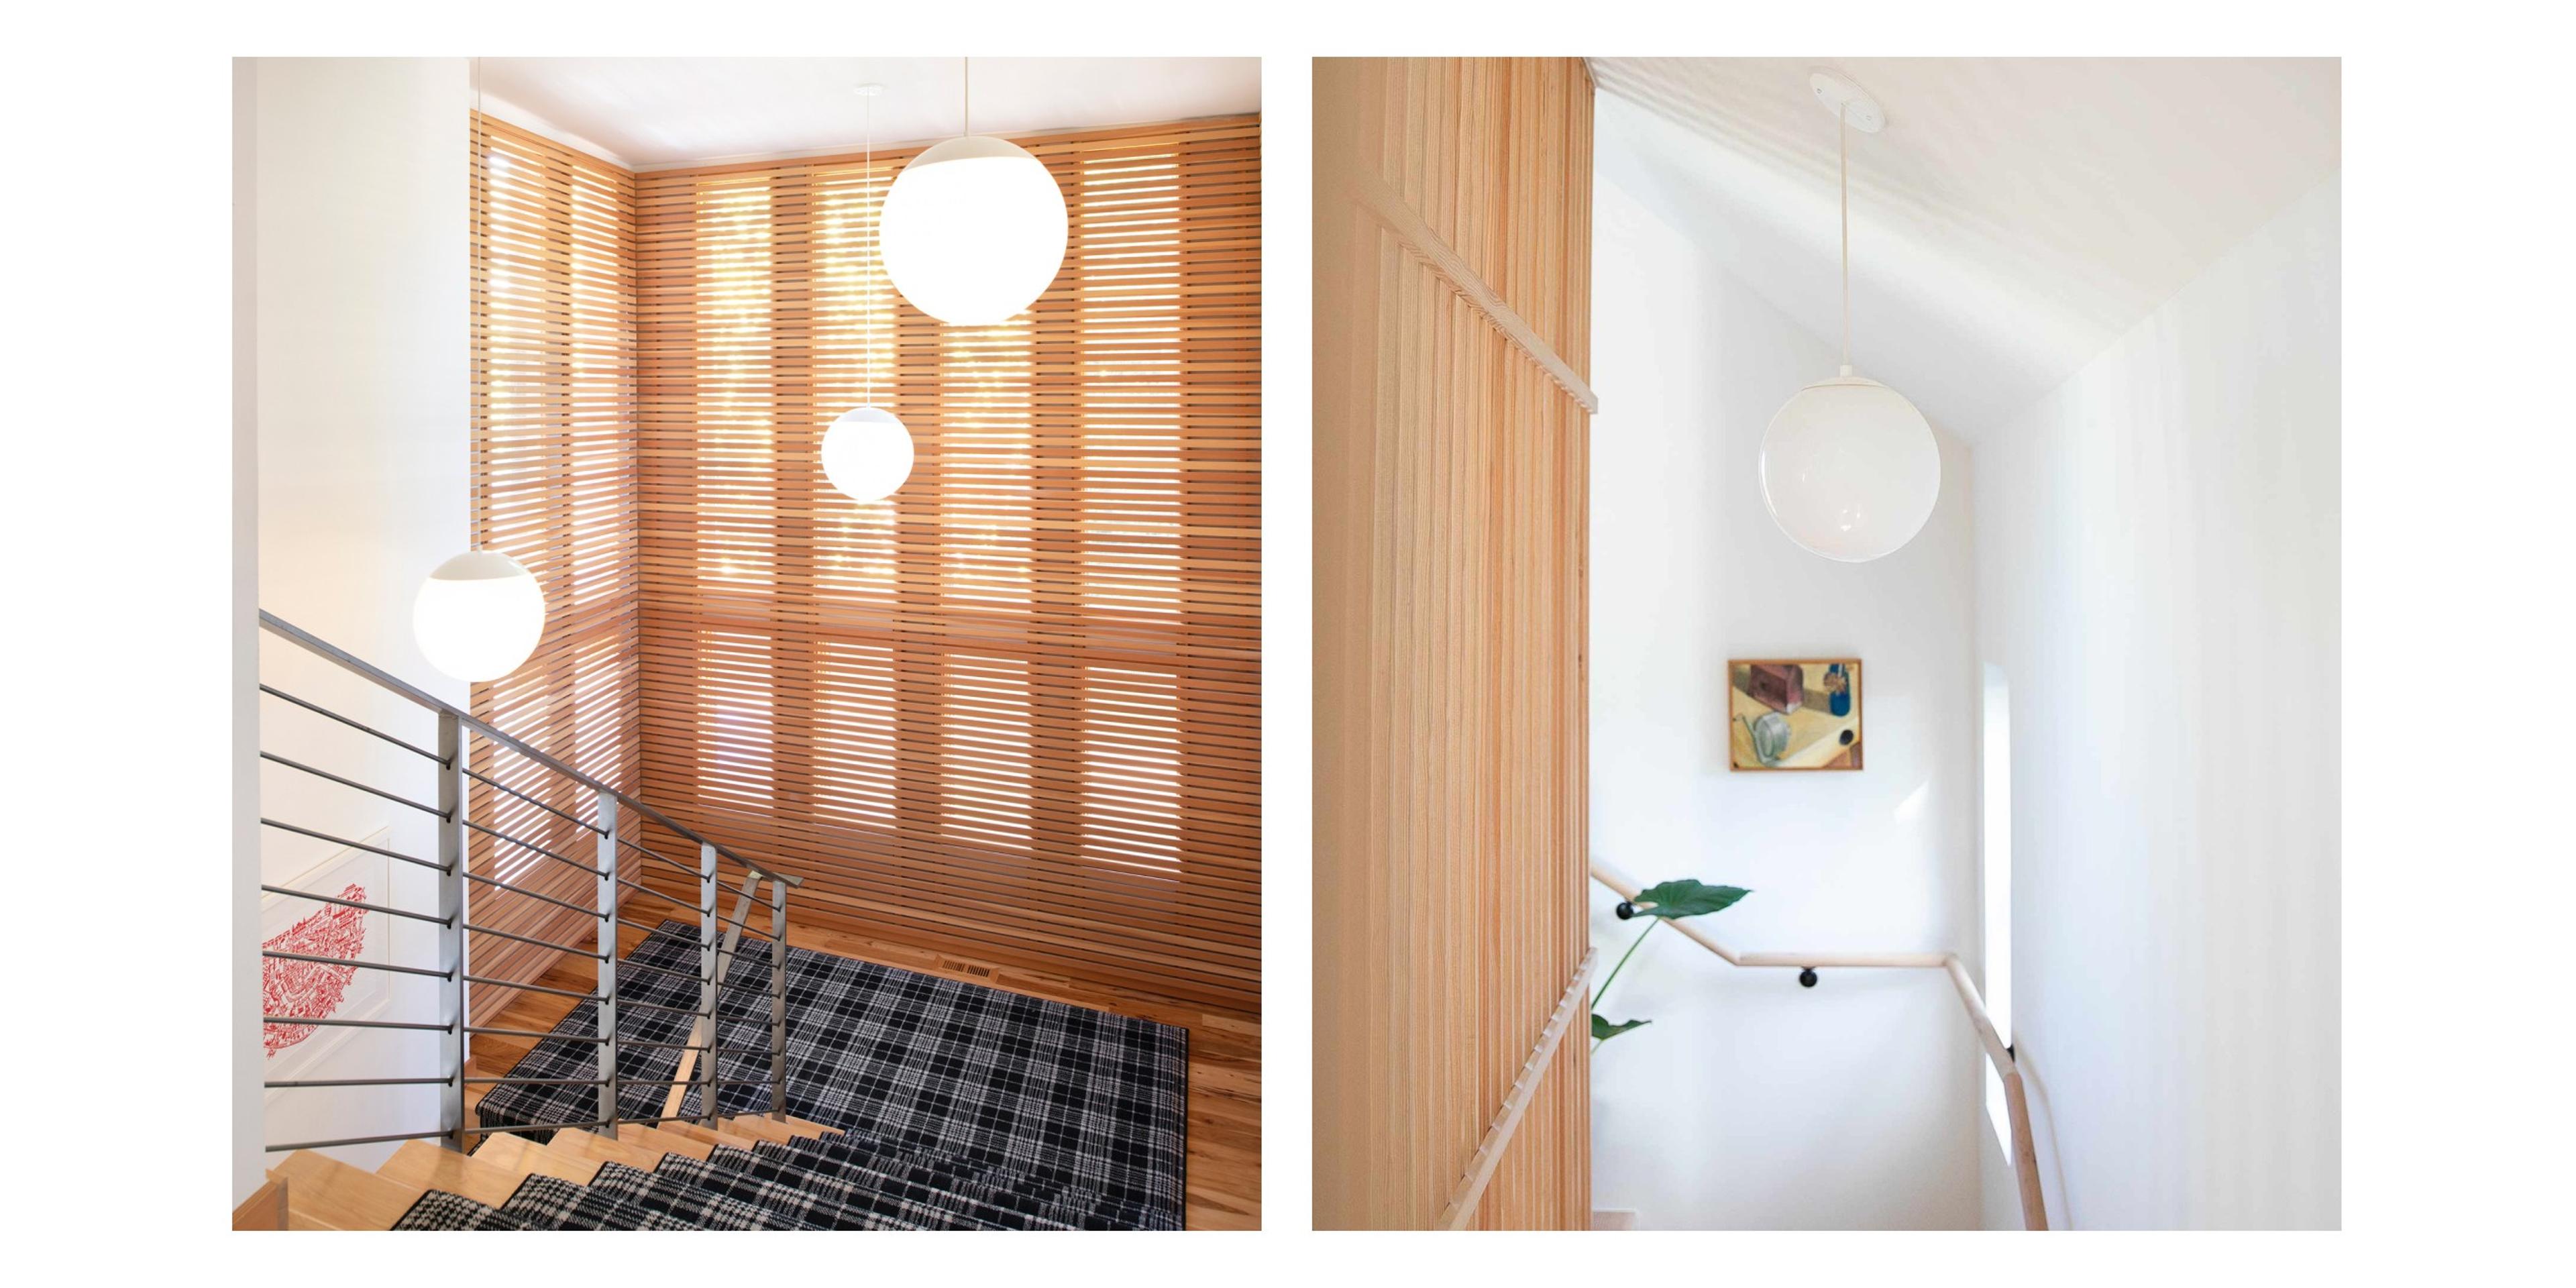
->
[262,883,370,1057]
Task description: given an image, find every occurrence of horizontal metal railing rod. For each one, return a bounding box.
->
[268,1105,780,1155]
[460,972,598,1003]
[259,818,449,874]
[611,880,763,937]
[266,1076,453,1089]
[465,1024,608,1044]
[260,610,799,888]
[614,877,712,916]
[623,843,718,888]
[615,997,716,1019]
[262,884,449,928]
[265,1014,453,1033]
[620,1038,719,1054]
[474,1112,738,1138]
[461,869,598,919]
[462,818,602,878]
[262,949,453,981]
[614,957,714,986]
[465,922,606,961]
[260,684,444,764]
[613,832,682,873]
[259,750,447,819]
[268,1126,469,1152]
[464,1075,608,1086]
[464,765,602,836]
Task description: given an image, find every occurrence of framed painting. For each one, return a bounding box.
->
[1729,658,1863,770]
[260,828,394,1095]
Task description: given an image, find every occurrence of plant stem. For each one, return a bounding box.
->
[1593,918,1658,1010]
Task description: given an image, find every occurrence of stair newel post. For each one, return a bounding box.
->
[436,710,470,1152]
[595,790,621,1133]
[769,879,788,1119]
[699,841,720,1127]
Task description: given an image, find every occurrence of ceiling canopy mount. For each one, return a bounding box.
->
[1807,68,1884,134]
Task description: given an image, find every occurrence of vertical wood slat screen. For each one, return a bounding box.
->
[466,112,641,1022]
[630,116,1260,1014]
[1313,58,1594,1230]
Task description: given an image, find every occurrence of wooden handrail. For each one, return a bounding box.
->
[1435,947,1597,1230]
[1348,171,1601,415]
[1590,859,2048,1231]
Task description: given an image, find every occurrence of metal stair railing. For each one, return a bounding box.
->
[254,609,802,1155]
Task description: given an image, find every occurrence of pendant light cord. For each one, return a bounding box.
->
[1839,102,1851,374]
[963,56,971,136]
[866,91,876,408]
[473,55,485,555]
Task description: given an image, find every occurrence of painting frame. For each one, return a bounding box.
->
[1727,657,1864,771]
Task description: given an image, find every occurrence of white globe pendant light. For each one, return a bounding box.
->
[1760,71,1940,563]
[822,404,913,502]
[413,549,543,682]
[822,85,916,504]
[879,58,1067,326]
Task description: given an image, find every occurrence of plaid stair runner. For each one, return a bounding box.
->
[388,921,1189,1231]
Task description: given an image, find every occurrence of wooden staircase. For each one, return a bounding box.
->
[266,1115,837,1230]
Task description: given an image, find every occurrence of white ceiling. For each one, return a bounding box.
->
[1589,58,2339,437]
[476,58,1261,169]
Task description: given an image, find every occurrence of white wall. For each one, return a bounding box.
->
[243,56,468,1189]
[1588,115,1984,1230]
[231,58,263,1208]
[1972,175,2339,1229]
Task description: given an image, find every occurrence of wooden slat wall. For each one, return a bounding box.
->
[630,116,1261,1016]
[1313,58,1595,1230]
[465,113,642,1022]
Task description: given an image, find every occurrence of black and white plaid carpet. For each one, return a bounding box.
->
[473,919,1188,1226]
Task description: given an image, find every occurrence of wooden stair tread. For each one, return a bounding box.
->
[614,1122,714,1161]
[546,1127,666,1171]
[376,1141,531,1209]
[657,1119,763,1151]
[233,1177,288,1230]
[716,1116,803,1144]
[270,1151,425,1232]
[476,1132,600,1185]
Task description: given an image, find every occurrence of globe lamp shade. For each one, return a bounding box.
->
[413,550,544,682]
[821,405,915,503]
[879,135,1067,325]
[1758,374,1941,562]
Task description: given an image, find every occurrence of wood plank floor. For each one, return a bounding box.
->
[462,920,1260,1230]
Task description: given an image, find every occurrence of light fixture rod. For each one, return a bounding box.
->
[1839,102,1850,374]
[963,56,971,137]
[867,91,876,408]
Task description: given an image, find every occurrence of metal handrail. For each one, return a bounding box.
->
[259,609,800,888]
[255,610,801,1158]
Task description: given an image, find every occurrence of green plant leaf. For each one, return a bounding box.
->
[1592,1014,1650,1042]
[1629,879,1751,920]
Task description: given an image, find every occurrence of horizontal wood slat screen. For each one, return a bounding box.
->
[631,115,1260,1014]
[1313,58,1593,1230]
[465,112,642,1022]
